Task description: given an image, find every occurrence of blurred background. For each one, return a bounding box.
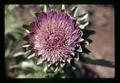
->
[5,4,114,78]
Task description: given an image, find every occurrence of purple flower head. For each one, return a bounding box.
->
[28,10,82,64]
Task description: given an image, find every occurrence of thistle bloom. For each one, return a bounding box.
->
[28,10,82,64]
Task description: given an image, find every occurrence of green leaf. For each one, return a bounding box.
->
[44,5,47,12]
[60,63,65,68]
[25,29,30,33]
[27,53,35,59]
[77,13,88,21]
[75,53,80,61]
[85,41,90,45]
[43,5,49,12]
[67,59,71,64]
[70,6,78,17]
[43,65,48,72]
[17,74,26,78]
[20,61,35,69]
[37,58,45,65]
[24,50,31,57]
[61,4,65,10]
[76,46,82,52]
[78,22,89,29]
[79,19,88,25]
[13,52,25,57]
[22,44,30,48]
[80,30,84,37]
[31,66,47,78]
[5,9,23,35]
[5,48,10,57]
[54,67,59,73]
[76,13,87,18]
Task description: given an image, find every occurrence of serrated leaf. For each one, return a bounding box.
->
[76,46,82,52]
[78,38,84,42]
[61,4,65,10]
[37,58,45,65]
[43,5,48,12]
[22,44,30,48]
[47,64,51,68]
[79,20,88,25]
[78,22,89,29]
[85,41,90,45]
[21,61,34,69]
[55,63,58,66]
[60,63,65,68]
[77,13,87,18]
[76,53,80,61]
[13,52,24,57]
[54,67,59,73]
[67,59,71,64]
[27,53,35,59]
[70,6,78,17]
[43,65,48,72]
[24,50,31,57]
[77,13,89,21]
[25,29,30,33]
[80,30,83,36]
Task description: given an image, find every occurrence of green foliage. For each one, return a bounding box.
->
[69,6,78,17]
[5,5,94,78]
[76,12,89,29]
[5,5,25,57]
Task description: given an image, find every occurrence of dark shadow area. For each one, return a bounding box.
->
[79,30,96,54]
[62,62,100,78]
[80,64,100,78]
[82,29,96,39]
[81,56,114,68]
[81,44,91,54]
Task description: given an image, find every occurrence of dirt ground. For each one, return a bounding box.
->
[86,5,114,78]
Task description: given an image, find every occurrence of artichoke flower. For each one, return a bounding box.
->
[23,5,89,73]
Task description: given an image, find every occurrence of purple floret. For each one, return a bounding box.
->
[28,10,82,64]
